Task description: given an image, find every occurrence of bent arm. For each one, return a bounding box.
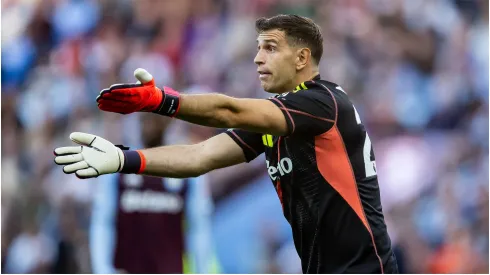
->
[177,94,289,136]
[138,133,246,178]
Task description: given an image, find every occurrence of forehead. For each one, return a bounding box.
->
[257,29,287,44]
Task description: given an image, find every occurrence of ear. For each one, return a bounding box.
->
[295,48,311,70]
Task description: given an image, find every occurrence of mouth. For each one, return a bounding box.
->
[258,70,272,80]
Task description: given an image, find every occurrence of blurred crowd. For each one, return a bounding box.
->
[1,0,488,273]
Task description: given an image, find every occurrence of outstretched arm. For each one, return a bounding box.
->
[96,68,289,136]
[53,132,249,179]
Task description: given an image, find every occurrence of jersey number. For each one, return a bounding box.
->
[354,106,377,177]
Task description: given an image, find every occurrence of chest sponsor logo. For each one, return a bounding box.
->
[120,190,184,214]
[266,158,293,181]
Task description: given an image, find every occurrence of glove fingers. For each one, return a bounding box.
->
[55,153,83,165]
[109,83,141,91]
[98,92,147,108]
[70,132,98,146]
[63,161,89,174]
[96,88,111,102]
[97,98,141,113]
[76,167,99,179]
[54,146,82,156]
[97,102,133,114]
[106,88,138,97]
[97,85,139,102]
[96,90,132,103]
[99,93,135,101]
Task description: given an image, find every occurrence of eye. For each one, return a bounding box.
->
[266,45,276,52]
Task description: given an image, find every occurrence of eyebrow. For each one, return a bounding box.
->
[256,39,278,44]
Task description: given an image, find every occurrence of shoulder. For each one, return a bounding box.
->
[303,79,352,108]
[304,79,346,96]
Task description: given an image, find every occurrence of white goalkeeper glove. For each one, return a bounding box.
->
[54,132,125,179]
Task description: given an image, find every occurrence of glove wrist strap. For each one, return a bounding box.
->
[121,150,146,174]
[153,87,181,117]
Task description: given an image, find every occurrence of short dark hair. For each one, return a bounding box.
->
[255,14,323,65]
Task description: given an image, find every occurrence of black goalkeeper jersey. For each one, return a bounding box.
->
[225,75,398,274]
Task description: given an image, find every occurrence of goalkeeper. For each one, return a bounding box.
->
[54,15,398,274]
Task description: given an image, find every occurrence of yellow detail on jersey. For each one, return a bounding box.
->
[262,134,274,147]
[267,134,273,147]
[293,82,308,93]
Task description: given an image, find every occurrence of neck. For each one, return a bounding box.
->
[290,68,319,91]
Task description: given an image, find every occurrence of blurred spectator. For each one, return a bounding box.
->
[90,114,218,274]
[4,199,56,273]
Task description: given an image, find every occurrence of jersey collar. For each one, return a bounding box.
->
[292,74,322,92]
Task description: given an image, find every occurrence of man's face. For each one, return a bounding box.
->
[254,29,298,94]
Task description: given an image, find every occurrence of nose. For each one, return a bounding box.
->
[254,50,265,66]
